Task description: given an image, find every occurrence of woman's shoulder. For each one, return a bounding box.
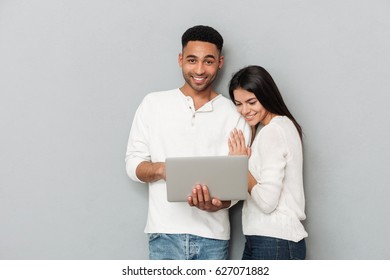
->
[256,117,289,145]
[260,116,286,134]
[260,116,301,149]
[263,116,296,134]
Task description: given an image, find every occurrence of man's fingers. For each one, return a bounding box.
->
[202,185,211,202]
[196,185,204,206]
[191,186,199,206]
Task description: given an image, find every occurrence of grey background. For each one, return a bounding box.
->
[1,0,389,260]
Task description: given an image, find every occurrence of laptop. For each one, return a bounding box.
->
[166,155,248,202]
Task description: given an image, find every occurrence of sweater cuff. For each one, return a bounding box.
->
[125,157,147,183]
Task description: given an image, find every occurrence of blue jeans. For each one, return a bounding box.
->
[148,233,229,260]
[242,235,306,260]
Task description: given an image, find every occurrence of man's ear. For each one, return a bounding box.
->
[178,53,183,68]
[218,55,224,69]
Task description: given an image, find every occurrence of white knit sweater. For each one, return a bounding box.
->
[242,116,308,242]
[126,89,250,240]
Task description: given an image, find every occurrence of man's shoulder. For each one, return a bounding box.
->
[216,93,230,102]
[214,94,238,111]
[141,88,180,105]
[145,88,179,98]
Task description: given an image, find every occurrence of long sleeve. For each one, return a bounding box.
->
[243,116,307,242]
[125,98,151,183]
[250,124,288,214]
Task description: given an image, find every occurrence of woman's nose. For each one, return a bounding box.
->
[241,104,250,115]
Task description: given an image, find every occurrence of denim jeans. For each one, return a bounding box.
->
[242,235,306,260]
[148,233,229,260]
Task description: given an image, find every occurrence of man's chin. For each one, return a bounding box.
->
[189,83,211,92]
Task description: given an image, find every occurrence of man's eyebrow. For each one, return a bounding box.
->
[204,54,216,59]
[184,54,216,59]
[185,54,197,58]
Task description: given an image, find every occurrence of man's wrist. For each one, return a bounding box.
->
[136,161,166,182]
[155,162,166,181]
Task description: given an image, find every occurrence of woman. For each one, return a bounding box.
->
[228,65,308,260]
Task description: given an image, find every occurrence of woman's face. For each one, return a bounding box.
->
[233,88,273,126]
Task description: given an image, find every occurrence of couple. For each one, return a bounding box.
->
[125,25,308,260]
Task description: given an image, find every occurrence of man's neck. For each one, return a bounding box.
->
[180,85,218,110]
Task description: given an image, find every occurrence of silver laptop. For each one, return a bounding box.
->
[166,155,248,202]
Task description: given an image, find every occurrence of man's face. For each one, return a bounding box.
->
[179,41,224,93]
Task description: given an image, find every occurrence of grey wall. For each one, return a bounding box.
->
[1,0,389,260]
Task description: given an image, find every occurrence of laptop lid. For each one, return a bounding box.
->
[166,155,248,202]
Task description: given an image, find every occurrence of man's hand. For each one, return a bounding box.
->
[187,184,231,212]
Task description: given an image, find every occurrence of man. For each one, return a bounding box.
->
[125,25,250,260]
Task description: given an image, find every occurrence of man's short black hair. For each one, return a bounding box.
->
[181,25,223,52]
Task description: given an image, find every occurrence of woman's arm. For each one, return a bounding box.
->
[250,124,287,214]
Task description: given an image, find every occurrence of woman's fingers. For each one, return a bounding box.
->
[229,129,249,156]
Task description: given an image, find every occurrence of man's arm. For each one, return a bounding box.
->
[136,161,166,183]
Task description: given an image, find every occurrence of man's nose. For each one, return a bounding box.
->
[194,62,205,75]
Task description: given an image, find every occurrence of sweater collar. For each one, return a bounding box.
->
[177,89,221,112]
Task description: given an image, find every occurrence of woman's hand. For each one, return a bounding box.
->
[228,128,251,156]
